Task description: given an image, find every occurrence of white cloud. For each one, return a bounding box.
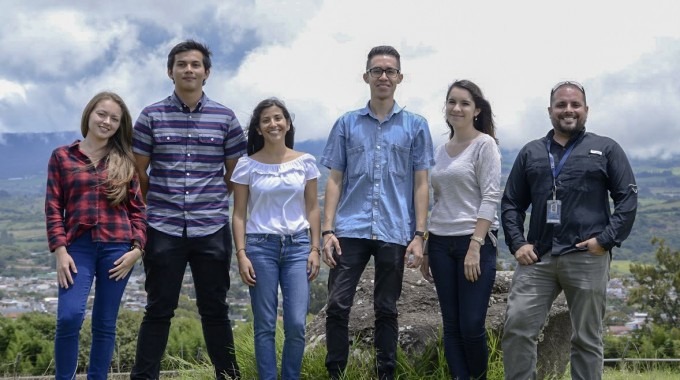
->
[1,0,680,158]
[0,80,29,102]
[213,0,680,157]
[1,10,128,78]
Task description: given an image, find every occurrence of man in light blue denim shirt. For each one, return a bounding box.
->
[320,45,435,380]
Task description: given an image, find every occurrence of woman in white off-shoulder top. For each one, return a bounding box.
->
[231,98,321,380]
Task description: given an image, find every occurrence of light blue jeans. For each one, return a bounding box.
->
[246,230,311,380]
[502,251,610,380]
[55,231,131,380]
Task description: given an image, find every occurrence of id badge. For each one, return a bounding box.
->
[546,199,562,224]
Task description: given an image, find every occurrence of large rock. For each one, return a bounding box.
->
[306,268,571,379]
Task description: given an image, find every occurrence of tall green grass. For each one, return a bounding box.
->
[168,324,679,379]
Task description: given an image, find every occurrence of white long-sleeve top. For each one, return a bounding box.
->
[429,134,501,236]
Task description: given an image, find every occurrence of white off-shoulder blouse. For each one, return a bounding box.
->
[231,153,320,234]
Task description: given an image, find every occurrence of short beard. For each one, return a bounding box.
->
[552,119,586,137]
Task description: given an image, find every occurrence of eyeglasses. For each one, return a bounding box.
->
[550,81,585,96]
[367,67,400,79]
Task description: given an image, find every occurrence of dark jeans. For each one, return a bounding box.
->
[428,232,497,380]
[325,238,406,380]
[130,225,240,380]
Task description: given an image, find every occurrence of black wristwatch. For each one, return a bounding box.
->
[322,230,335,237]
[414,231,429,240]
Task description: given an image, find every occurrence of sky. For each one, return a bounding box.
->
[1,0,679,158]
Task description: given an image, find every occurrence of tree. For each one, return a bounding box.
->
[627,238,680,329]
[0,313,55,376]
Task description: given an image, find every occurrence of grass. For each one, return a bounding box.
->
[638,198,680,212]
[602,368,680,379]
[159,324,680,379]
[610,260,632,275]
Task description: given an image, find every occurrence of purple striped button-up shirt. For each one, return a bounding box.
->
[133,92,247,238]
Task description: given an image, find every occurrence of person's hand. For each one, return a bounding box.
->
[237,255,256,286]
[322,234,341,268]
[109,247,142,281]
[420,255,433,283]
[405,237,425,269]
[307,248,321,280]
[576,237,607,255]
[514,244,539,266]
[464,244,481,282]
[55,247,77,288]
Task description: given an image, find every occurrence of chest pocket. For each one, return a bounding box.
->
[154,133,183,145]
[388,143,411,179]
[346,145,367,179]
[199,133,224,146]
[560,154,607,192]
[525,161,552,193]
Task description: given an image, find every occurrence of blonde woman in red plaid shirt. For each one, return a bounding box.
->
[45,91,146,380]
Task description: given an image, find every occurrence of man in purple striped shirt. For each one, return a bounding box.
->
[130,40,246,380]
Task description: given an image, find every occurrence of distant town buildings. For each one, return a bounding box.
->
[0,268,251,323]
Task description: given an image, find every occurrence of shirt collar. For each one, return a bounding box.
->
[67,140,93,162]
[67,140,81,150]
[546,128,586,148]
[359,100,404,121]
[171,92,207,113]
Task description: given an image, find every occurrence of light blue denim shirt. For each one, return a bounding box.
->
[320,101,435,246]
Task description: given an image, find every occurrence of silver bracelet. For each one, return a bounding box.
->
[470,236,485,246]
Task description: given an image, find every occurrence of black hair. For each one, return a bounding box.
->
[246,98,295,155]
[366,45,401,70]
[167,39,212,71]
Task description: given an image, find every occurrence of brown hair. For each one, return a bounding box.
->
[80,92,136,206]
[445,80,497,142]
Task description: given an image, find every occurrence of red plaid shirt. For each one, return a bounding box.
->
[45,141,146,251]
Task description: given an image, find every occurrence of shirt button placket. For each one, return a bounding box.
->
[371,124,383,236]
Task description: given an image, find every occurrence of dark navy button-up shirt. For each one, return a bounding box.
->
[502,129,638,256]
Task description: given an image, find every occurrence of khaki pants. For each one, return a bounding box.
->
[502,252,610,380]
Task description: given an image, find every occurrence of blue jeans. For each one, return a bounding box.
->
[131,226,239,380]
[502,251,610,380]
[55,231,131,380]
[325,238,406,380]
[246,230,311,380]
[428,233,497,380]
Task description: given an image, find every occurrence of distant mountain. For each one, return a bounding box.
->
[0,132,327,180]
[1,132,679,260]
[0,131,80,179]
[2,132,678,186]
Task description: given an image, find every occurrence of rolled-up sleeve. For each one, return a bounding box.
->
[320,116,347,171]
[412,116,435,170]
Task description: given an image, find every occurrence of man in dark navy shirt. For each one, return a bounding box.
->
[501,81,637,380]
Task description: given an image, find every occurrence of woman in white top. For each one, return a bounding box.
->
[420,80,501,380]
[231,98,321,380]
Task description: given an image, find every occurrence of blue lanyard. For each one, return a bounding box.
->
[546,139,576,180]
[546,136,581,199]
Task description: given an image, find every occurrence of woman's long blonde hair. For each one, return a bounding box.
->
[80,92,136,206]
